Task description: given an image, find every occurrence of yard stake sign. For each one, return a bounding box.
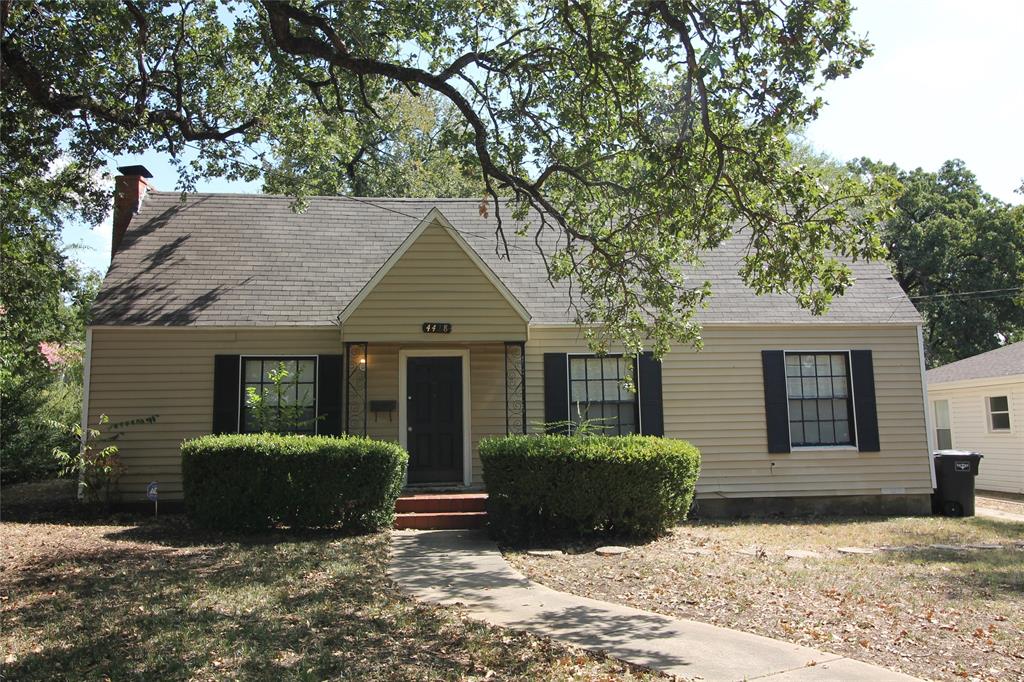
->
[147,481,159,518]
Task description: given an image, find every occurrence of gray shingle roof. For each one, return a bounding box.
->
[927,342,1024,385]
[91,192,922,327]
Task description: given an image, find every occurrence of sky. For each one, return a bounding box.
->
[63,0,1024,274]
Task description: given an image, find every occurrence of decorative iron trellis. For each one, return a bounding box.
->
[345,342,368,436]
[504,341,526,434]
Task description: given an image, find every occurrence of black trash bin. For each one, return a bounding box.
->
[931,450,984,517]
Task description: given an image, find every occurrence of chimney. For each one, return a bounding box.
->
[112,165,153,258]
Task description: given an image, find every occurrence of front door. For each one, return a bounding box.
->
[406,356,463,484]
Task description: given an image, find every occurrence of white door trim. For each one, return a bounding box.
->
[398,348,472,487]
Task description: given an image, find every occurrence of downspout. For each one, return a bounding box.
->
[917,324,938,489]
[78,327,94,500]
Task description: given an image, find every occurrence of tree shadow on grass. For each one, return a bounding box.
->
[2,523,608,681]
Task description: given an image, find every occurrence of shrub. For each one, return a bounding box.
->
[480,435,701,543]
[181,434,408,531]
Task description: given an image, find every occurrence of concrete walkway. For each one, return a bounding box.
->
[977,506,1024,522]
[389,530,920,681]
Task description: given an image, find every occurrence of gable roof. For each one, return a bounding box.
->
[338,208,531,323]
[91,192,922,327]
[927,341,1024,385]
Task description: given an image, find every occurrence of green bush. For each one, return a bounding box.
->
[480,435,701,543]
[181,434,408,531]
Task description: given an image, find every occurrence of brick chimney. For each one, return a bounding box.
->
[112,165,153,259]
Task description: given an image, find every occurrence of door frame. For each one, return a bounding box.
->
[398,348,472,486]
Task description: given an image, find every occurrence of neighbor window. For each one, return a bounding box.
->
[987,396,1010,431]
[933,399,952,449]
[785,352,854,447]
[242,357,317,434]
[569,355,636,435]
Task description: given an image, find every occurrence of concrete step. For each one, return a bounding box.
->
[394,511,487,530]
[396,493,487,514]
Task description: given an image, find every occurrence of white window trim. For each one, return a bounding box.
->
[782,349,858,450]
[932,398,953,449]
[985,395,1012,433]
[565,353,642,435]
[238,355,320,435]
[398,348,473,487]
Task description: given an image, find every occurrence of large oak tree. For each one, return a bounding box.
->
[2,0,892,356]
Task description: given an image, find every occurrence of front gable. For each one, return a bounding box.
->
[340,209,530,341]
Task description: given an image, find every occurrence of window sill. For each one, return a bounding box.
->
[790,445,860,452]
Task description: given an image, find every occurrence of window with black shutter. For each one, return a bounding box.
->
[763,349,880,452]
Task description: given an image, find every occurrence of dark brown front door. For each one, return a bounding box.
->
[406,356,463,484]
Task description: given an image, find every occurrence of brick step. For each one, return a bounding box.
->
[396,493,487,514]
[394,511,487,530]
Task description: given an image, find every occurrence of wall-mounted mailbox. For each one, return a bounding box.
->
[369,400,397,415]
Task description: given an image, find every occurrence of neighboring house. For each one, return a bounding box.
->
[927,343,1024,495]
[84,168,934,515]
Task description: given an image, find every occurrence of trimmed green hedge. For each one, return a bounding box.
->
[480,435,700,543]
[181,434,408,531]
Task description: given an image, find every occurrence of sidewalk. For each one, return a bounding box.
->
[389,530,920,681]
[976,506,1024,522]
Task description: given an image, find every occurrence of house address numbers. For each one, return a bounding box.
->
[422,322,452,334]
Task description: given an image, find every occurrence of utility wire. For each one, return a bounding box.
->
[903,286,1024,302]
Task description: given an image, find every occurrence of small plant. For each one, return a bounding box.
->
[245,361,317,433]
[51,415,125,507]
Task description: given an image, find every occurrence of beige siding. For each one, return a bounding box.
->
[87,329,507,499]
[88,327,343,501]
[929,380,1024,494]
[525,324,933,499]
[90,322,932,502]
[342,222,527,341]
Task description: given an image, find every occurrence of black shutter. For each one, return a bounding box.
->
[637,352,664,436]
[761,350,790,453]
[213,354,240,434]
[543,353,569,434]
[317,355,343,436]
[850,350,880,452]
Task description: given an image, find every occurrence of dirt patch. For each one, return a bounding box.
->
[1,514,663,680]
[507,516,1024,682]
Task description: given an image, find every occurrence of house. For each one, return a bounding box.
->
[83,168,934,516]
[927,342,1024,495]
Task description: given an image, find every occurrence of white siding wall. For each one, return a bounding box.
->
[929,379,1024,494]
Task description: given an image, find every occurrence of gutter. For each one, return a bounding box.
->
[917,324,938,489]
[78,327,94,500]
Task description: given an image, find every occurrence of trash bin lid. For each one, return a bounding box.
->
[932,449,982,457]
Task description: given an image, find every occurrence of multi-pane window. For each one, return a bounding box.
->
[987,396,1010,431]
[785,352,854,447]
[933,399,952,449]
[569,355,636,435]
[242,357,317,434]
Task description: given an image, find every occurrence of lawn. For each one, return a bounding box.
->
[0,493,659,681]
[507,515,1024,682]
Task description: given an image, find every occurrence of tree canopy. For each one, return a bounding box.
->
[264,90,482,198]
[855,159,1024,367]
[3,0,892,356]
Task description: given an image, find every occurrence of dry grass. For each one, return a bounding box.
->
[507,516,1024,682]
[0,508,661,680]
